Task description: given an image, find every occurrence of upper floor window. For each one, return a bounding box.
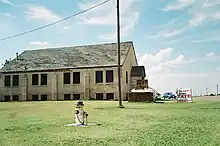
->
[73,72,80,84]
[106,70,113,83]
[12,75,19,86]
[96,71,103,83]
[4,75,11,87]
[63,72,70,84]
[32,74,39,85]
[41,74,47,85]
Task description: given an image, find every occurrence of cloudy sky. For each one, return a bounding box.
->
[0,0,220,95]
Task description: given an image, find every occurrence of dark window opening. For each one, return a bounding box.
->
[32,74,39,85]
[126,71,128,83]
[12,95,19,101]
[106,93,114,100]
[64,94,71,100]
[96,93,103,100]
[32,95,39,101]
[126,93,129,100]
[4,75,11,87]
[4,95,10,102]
[73,94,80,100]
[106,70,113,83]
[73,72,80,84]
[96,71,103,83]
[41,74,47,85]
[12,75,19,86]
[41,94,47,101]
[63,73,70,84]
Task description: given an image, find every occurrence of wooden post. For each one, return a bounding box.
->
[117,0,124,108]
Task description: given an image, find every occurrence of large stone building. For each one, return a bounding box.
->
[0,41,146,101]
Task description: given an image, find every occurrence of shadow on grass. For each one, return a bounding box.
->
[199,107,220,110]
[94,106,148,110]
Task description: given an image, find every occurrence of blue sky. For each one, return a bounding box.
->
[0,0,220,95]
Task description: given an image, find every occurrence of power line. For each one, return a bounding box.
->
[0,0,110,42]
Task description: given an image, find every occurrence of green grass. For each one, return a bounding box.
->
[0,98,220,146]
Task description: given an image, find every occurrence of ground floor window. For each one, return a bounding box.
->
[106,93,114,100]
[64,94,71,100]
[4,95,10,102]
[12,95,19,101]
[96,93,103,100]
[32,95,39,101]
[41,94,47,101]
[73,94,80,100]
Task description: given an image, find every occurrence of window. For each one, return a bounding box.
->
[41,74,47,85]
[126,71,128,83]
[73,94,80,100]
[12,75,19,86]
[32,95,39,101]
[4,75,11,87]
[32,74,39,85]
[73,72,80,84]
[4,95,10,102]
[106,70,113,83]
[12,95,19,101]
[64,94,71,100]
[96,93,103,100]
[106,93,114,100]
[96,71,103,83]
[41,94,47,101]
[63,73,70,84]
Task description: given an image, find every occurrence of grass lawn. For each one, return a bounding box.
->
[0,98,220,146]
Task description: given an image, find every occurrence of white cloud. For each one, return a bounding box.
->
[211,12,220,20]
[149,71,220,95]
[25,5,61,23]
[148,27,187,38]
[206,52,215,57]
[137,47,220,95]
[138,47,191,75]
[29,41,49,46]
[78,0,140,40]
[153,1,220,39]
[192,37,220,43]
[203,0,220,7]
[0,0,16,7]
[216,66,220,71]
[162,0,195,11]
[63,26,69,30]
[188,12,207,27]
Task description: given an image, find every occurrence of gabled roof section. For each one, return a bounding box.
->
[131,66,146,77]
[1,41,133,72]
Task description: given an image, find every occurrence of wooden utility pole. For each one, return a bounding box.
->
[117,0,124,108]
[217,84,219,96]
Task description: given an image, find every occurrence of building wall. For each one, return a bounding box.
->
[0,47,139,101]
[121,45,138,100]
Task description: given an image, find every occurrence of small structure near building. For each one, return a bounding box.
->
[128,66,154,102]
[129,88,154,102]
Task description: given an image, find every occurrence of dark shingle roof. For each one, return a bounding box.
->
[1,41,133,72]
[131,66,146,77]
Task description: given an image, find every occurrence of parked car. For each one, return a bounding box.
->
[163,92,176,99]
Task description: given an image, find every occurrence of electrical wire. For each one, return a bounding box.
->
[0,0,111,42]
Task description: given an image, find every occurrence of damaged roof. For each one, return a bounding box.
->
[1,41,133,72]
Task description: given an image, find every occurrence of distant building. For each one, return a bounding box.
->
[0,41,147,101]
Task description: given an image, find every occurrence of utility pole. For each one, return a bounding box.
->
[217,84,219,96]
[117,0,124,108]
[206,88,208,96]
